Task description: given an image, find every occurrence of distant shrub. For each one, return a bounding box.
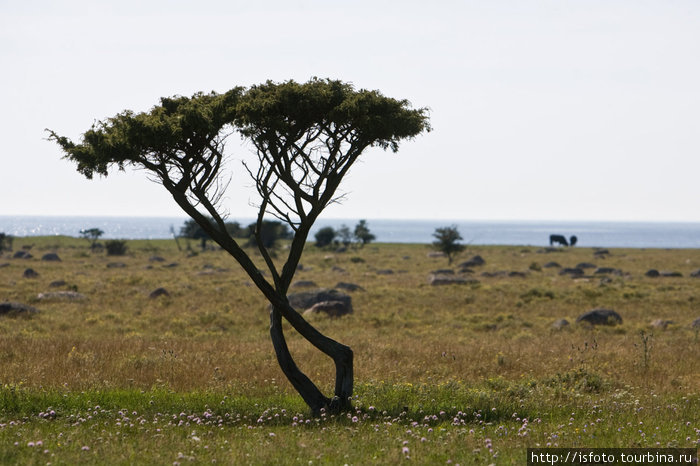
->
[105,240,128,256]
[350,256,365,264]
[0,233,13,252]
[314,227,337,248]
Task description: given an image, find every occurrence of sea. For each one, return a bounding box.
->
[1,216,700,249]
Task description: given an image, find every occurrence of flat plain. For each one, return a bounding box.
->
[1,236,699,464]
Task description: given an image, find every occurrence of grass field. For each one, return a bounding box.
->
[1,236,699,464]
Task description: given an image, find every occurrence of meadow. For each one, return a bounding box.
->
[1,235,699,464]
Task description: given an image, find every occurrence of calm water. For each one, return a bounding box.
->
[1,216,699,248]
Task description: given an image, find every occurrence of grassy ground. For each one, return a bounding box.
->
[1,236,699,464]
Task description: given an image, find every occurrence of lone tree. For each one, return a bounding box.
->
[79,227,104,251]
[314,226,337,248]
[48,78,430,414]
[354,219,376,247]
[432,225,465,264]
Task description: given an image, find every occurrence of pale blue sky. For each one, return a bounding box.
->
[2,0,699,221]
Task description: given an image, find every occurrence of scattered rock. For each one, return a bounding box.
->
[41,253,61,262]
[149,287,170,299]
[334,282,365,292]
[427,252,446,258]
[23,268,39,278]
[660,271,682,277]
[13,251,32,259]
[335,246,347,253]
[0,302,39,317]
[650,319,674,330]
[458,256,485,268]
[645,269,660,278]
[593,249,610,257]
[543,262,561,268]
[163,263,179,268]
[303,300,352,317]
[0,263,10,268]
[552,319,570,330]
[431,269,454,275]
[576,308,623,326]
[537,247,562,254]
[576,262,597,269]
[594,267,622,275]
[508,271,528,278]
[559,267,584,277]
[149,256,166,262]
[481,271,508,278]
[375,269,394,275]
[692,317,700,328]
[49,280,67,288]
[331,266,345,273]
[106,262,126,268]
[37,291,85,301]
[690,269,700,278]
[428,274,473,286]
[288,289,352,312]
[292,280,318,288]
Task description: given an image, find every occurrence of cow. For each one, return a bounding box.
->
[549,234,568,247]
[570,235,578,247]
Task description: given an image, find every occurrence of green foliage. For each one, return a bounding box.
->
[246,220,292,250]
[0,232,12,252]
[337,224,353,247]
[432,225,465,264]
[105,240,128,256]
[354,219,376,247]
[314,226,337,248]
[79,227,103,251]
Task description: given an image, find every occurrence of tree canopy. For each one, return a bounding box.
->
[48,78,430,413]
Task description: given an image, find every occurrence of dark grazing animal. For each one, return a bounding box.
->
[549,234,568,247]
[569,235,578,247]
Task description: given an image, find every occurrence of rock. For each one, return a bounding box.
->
[427,252,446,258]
[334,282,365,292]
[41,253,61,261]
[335,246,347,253]
[376,269,394,275]
[508,271,527,278]
[543,262,561,268]
[559,267,584,277]
[537,247,562,254]
[0,263,9,268]
[645,269,660,277]
[163,263,179,268]
[650,319,673,330]
[431,269,454,275]
[149,256,166,262]
[288,289,352,312]
[13,251,32,259]
[0,302,39,317]
[292,280,318,288]
[49,280,67,288]
[23,268,39,278]
[692,317,700,328]
[106,262,126,268]
[576,308,623,326]
[552,319,570,330]
[458,255,485,268]
[660,271,682,277]
[593,249,610,256]
[594,267,622,275]
[690,269,700,278]
[303,300,352,317]
[576,262,597,269]
[428,274,471,286]
[331,266,345,273]
[37,291,85,301]
[149,287,170,299]
[481,271,507,278]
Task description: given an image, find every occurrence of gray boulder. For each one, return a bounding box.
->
[0,302,39,317]
[334,282,365,292]
[428,274,471,286]
[660,271,682,277]
[576,308,623,326]
[37,291,85,301]
[23,268,39,278]
[595,267,622,275]
[292,280,318,288]
[690,269,700,278]
[288,289,352,312]
[576,262,597,269]
[645,269,660,277]
[303,300,352,317]
[13,251,32,259]
[458,256,485,268]
[41,253,61,262]
[552,319,570,330]
[650,319,673,330]
[692,317,700,328]
[559,267,584,277]
[149,287,170,299]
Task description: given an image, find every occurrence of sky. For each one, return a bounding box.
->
[1,0,699,222]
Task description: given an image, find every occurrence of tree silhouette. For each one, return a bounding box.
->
[48,78,430,413]
[432,225,465,264]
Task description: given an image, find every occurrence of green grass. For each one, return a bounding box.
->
[1,237,700,463]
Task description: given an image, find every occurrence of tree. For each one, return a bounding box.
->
[336,224,353,247]
[79,228,104,251]
[0,233,13,253]
[180,218,211,251]
[245,220,292,250]
[48,78,430,413]
[432,225,465,264]
[314,226,337,248]
[353,219,376,247]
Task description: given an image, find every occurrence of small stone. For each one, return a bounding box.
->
[37,291,85,301]
[149,288,170,299]
[552,319,570,330]
[576,308,622,326]
[303,300,352,317]
[23,268,39,278]
[41,253,61,262]
[0,302,39,317]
